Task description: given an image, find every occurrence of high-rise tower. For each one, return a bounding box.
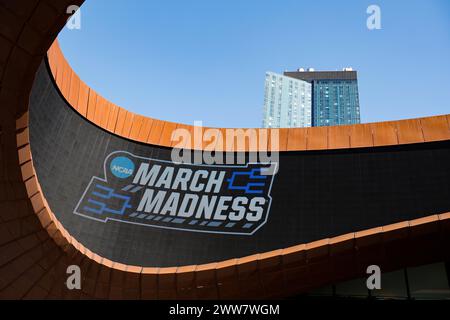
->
[284,68,361,127]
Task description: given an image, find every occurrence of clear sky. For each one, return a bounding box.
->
[58,0,450,128]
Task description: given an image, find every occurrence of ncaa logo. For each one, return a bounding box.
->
[110,156,134,179]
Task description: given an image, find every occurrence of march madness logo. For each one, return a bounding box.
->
[74,151,277,235]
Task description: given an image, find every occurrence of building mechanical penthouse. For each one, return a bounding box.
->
[0,1,450,299]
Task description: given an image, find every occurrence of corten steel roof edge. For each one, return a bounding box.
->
[1,0,450,299]
[47,40,450,152]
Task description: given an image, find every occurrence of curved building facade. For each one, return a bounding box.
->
[0,1,449,299]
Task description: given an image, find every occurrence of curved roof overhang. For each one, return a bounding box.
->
[47,40,450,152]
[0,0,449,299]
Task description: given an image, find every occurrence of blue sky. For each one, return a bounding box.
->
[59,0,450,128]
